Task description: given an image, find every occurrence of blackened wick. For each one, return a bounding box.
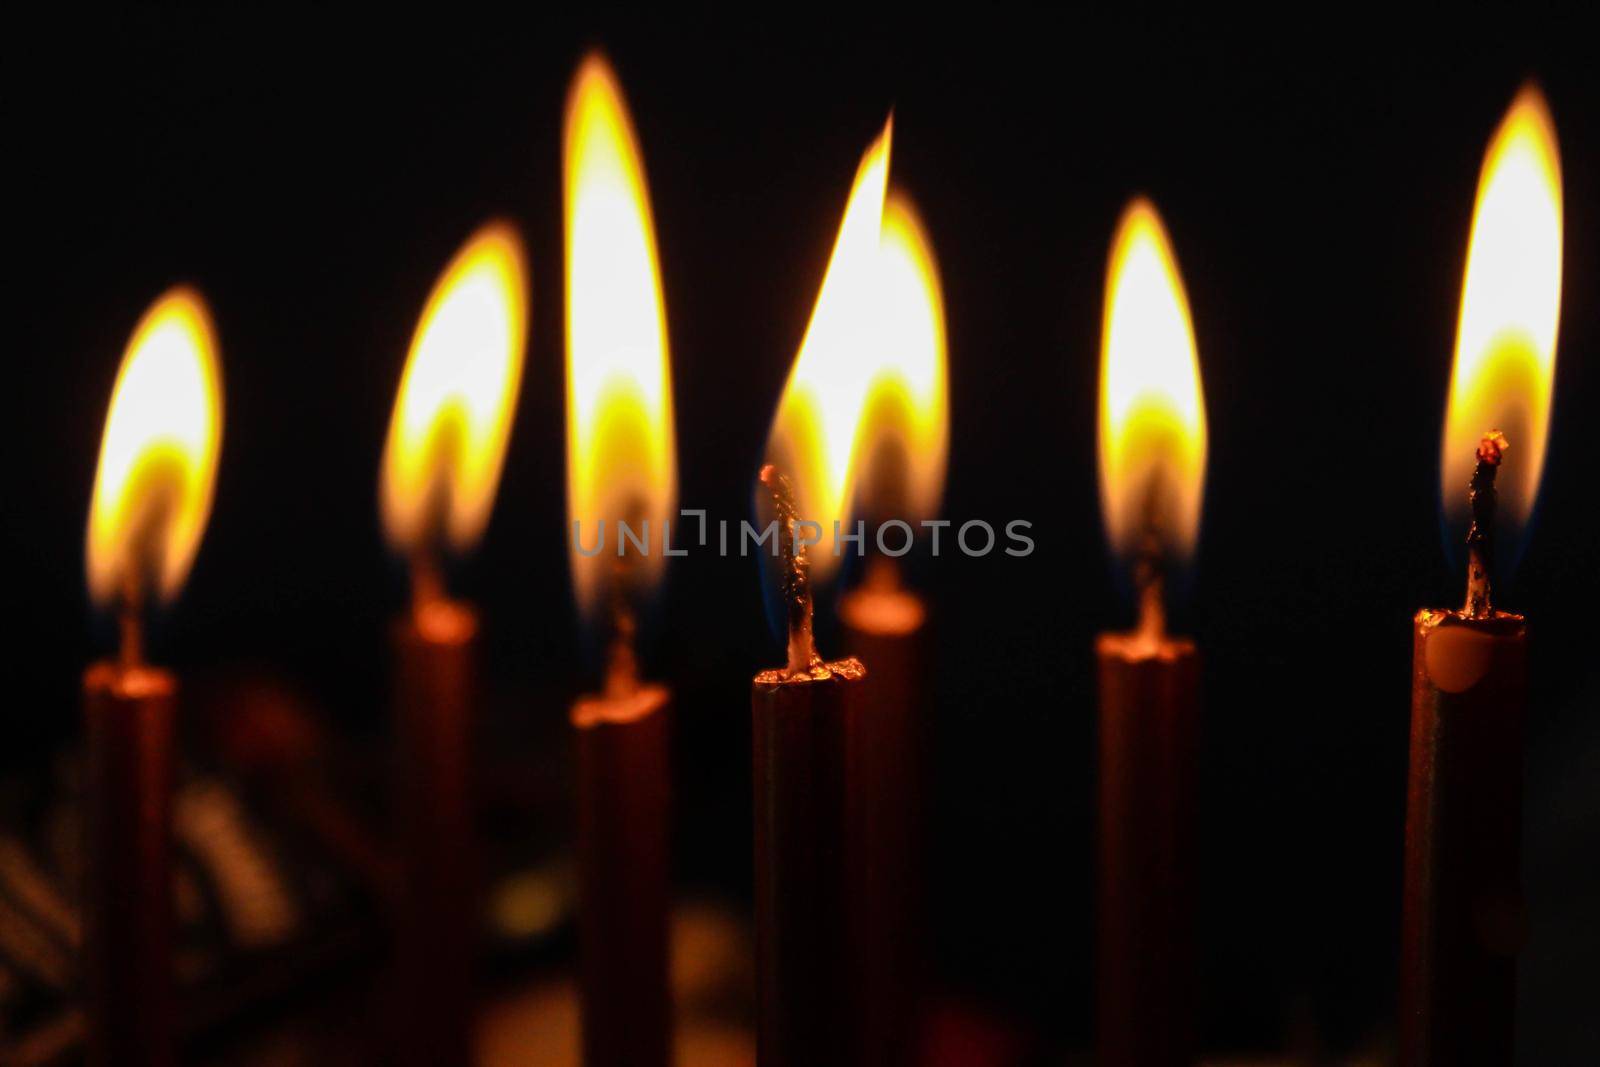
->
[1464,429,1508,619]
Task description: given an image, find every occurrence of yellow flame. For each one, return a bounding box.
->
[380,222,528,556]
[852,190,949,524]
[1441,84,1562,527]
[86,287,224,608]
[563,53,677,617]
[763,120,893,582]
[1097,198,1208,560]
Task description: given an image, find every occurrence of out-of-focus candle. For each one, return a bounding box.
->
[379,221,528,1067]
[834,188,948,1066]
[83,287,224,1067]
[1093,197,1208,1067]
[563,51,678,1067]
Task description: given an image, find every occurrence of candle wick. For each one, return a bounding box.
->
[864,554,902,596]
[1133,532,1167,651]
[1130,475,1169,651]
[118,574,145,673]
[1463,429,1507,620]
[114,484,175,672]
[410,552,446,620]
[604,502,645,700]
[760,464,820,677]
[603,615,640,700]
[408,419,461,621]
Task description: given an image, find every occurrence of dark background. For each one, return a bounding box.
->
[6,11,1597,1061]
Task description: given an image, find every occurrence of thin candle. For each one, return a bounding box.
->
[563,52,677,1067]
[752,465,866,1067]
[1094,198,1208,1067]
[1401,84,1562,1067]
[83,287,224,1067]
[835,188,948,1065]
[752,121,906,1067]
[378,222,528,1067]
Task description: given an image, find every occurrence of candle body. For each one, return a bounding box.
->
[751,658,866,1067]
[1401,608,1526,1067]
[572,686,672,1067]
[393,601,479,1067]
[839,586,927,1067]
[83,661,176,1067]
[1094,633,1199,1067]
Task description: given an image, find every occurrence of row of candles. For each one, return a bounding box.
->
[77,50,1560,1067]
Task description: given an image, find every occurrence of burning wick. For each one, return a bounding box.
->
[113,485,182,673]
[862,553,904,597]
[603,500,648,701]
[760,464,822,677]
[1130,476,1169,654]
[1463,429,1509,619]
[1132,533,1167,651]
[605,574,641,701]
[118,582,145,672]
[410,551,447,620]
[406,548,476,646]
[404,435,478,643]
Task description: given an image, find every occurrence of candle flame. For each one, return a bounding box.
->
[380,222,529,558]
[1097,198,1208,563]
[563,53,677,618]
[86,287,224,610]
[1441,84,1562,534]
[853,190,949,525]
[762,119,895,583]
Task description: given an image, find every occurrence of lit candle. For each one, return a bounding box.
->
[1401,84,1562,1067]
[834,188,948,1065]
[83,287,224,1067]
[563,52,677,1067]
[753,118,917,1067]
[378,222,528,1067]
[1094,198,1209,1067]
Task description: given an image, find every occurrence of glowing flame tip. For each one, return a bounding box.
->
[380,222,529,559]
[1441,84,1562,533]
[86,286,224,610]
[564,53,677,618]
[1097,197,1208,562]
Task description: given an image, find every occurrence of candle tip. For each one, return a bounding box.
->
[409,552,447,620]
[1477,429,1508,467]
[116,569,147,672]
[604,498,646,699]
[759,464,821,676]
[1129,475,1169,648]
[1463,429,1508,619]
[1132,533,1167,652]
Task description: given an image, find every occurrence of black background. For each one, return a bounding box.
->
[6,11,1598,1061]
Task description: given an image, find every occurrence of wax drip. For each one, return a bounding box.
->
[1463,429,1508,620]
[760,464,820,677]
